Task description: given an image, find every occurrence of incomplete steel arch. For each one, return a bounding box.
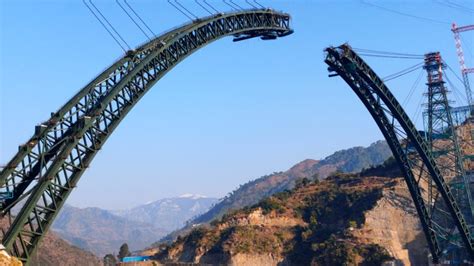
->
[0,10,292,263]
[325,44,474,262]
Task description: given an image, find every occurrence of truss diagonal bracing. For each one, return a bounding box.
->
[325,44,474,263]
[0,10,292,264]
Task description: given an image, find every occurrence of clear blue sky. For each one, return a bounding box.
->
[1,0,473,209]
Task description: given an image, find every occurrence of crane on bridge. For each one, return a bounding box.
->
[452,23,474,113]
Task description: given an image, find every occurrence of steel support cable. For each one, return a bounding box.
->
[360,0,451,25]
[0,0,202,211]
[195,0,213,15]
[116,0,152,40]
[445,61,467,84]
[203,0,220,13]
[402,68,424,107]
[460,35,474,60]
[1,12,293,263]
[357,53,425,60]
[175,0,199,19]
[353,47,424,57]
[245,0,258,8]
[383,62,424,82]
[0,8,242,206]
[88,0,131,50]
[230,0,244,10]
[82,0,128,52]
[123,0,156,37]
[447,0,474,13]
[325,51,443,260]
[446,74,469,104]
[327,47,474,259]
[167,0,196,20]
[223,0,237,10]
[435,0,474,14]
[447,78,464,105]
[254,0,265,8]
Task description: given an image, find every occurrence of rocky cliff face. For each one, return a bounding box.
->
[147,172,426,265]
[353,178,428,265]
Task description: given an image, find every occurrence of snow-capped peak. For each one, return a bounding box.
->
[178,193,207,199]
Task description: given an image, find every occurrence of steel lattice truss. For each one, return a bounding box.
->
[422,52,473,261]
[0,10,292,264]
[325,44,474,263]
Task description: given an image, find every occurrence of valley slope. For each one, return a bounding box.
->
[160,140,392,242]
[147,166,426,265]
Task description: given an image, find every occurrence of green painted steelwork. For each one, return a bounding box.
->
[0,9,292,264]
[325,44,474,263]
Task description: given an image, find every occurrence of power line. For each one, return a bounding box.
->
[361,0,451,25]
[123,0,156,37]
[83,0,129,52]
[116,0,152,40]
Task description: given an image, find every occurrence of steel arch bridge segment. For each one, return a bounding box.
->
[325,44,474,262]
[0,10,292,263]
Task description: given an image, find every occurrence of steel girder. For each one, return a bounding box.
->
[325,44,474,263]
[0,10,292,264]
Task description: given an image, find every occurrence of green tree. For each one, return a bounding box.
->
[118,243,131,260]
[295,177,311,189]
[103,254,117,266]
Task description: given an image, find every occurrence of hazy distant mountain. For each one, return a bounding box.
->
[112,194,218,231]
[159,140,392,242]
[53,205,167,257]
[52,195,217,257]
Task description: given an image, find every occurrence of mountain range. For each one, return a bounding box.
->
[112,194,218,232]
[147,165,425,265]
[51,140,391,258]
[159,140,392,243]
[52,195,217,256]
